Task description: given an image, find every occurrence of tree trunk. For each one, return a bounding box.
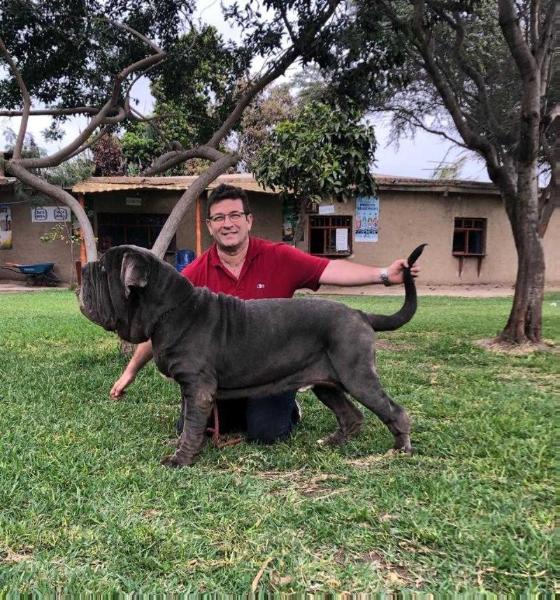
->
[498,169,545,344]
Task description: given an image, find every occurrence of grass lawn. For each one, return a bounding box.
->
[0,290,558,595]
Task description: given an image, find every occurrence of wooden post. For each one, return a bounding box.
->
[78,193,87,264]
[75,192,87,285]
[195,194,203,257]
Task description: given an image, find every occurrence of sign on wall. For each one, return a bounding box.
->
[0,205,12,249]
[31,206,71,223]
[282,197,299,242]
[355,195,379,242]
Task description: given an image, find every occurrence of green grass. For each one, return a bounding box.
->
[0,291,558,595]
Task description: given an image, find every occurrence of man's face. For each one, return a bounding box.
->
[206,198,253,251]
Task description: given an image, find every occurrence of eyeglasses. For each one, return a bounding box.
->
[207,211,247,224]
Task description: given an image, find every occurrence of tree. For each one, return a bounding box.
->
[252,99,377,243]
[318,0,558,345]
[238,83,298,170]
[253,100,376,202]
[0,0,343,262]
[92,134,125,176]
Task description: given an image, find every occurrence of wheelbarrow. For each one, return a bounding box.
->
[2,262,60,286]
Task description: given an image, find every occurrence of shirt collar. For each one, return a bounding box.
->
[209,236,263,269]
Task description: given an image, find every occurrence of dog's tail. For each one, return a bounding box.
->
[366,244,427,332]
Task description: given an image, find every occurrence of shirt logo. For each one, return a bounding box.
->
[256,283,265,289]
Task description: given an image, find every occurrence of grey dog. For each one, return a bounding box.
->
[79,243,425,467]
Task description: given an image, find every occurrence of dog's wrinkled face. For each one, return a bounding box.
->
[79,246,154,343]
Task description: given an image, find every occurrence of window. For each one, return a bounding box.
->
[309,215,352,257]
[452,218,486,256]
[97,213,176,253]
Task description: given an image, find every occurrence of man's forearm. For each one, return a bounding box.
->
[126,340,154,374]
[319,260,385,286]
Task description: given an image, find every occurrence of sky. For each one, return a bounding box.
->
[0,1,490,182]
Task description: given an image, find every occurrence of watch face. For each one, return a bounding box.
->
[381,270,390,286]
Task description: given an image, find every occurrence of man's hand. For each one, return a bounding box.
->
[385,258,421,285]
[109,339,154,399]
[110,370,136,399]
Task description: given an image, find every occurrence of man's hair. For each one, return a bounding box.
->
[207,184,251,217]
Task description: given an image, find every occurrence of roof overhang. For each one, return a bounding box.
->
[72,174,277,195]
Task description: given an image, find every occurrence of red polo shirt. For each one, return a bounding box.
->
[181,237,329,300]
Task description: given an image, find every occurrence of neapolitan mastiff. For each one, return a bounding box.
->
[79,243,425,467]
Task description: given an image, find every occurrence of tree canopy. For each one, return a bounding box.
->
[253,100,376,204]
[0,0,192,114]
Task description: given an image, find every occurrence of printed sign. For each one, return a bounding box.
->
[31,205,71,223]
[318,204,335,215]
[0,205,12,249]
[335,228,349,252]
[355,195,379,242]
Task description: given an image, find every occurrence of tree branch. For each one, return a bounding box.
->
[401,0,513,194]
[7,160,98,261]
[14,23,165,170]
[498,0,538,78]
[66,125,111,161]
[151,152,240,258]
[0,38,31,159]
[142,146,228,176]
[448,13,513,144]
[109,19,163,54]
[535,0,558,67]
[207,0,340,149]
[387,106,471,149]
[0,106,102,117]
[280,6,298,46]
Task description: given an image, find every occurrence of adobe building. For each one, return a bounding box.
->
[1,173,558,287]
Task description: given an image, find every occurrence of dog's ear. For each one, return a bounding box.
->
[121,251,149,298]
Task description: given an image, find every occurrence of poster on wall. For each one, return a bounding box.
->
[354,195,379,242]
[282,196,299,242]
[0,205,12,249]
[31,205,71,223]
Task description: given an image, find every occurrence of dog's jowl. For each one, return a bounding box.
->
[80,244,426,467]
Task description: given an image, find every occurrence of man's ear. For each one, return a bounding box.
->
[121,251,149,298]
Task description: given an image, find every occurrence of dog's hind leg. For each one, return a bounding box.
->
[313,385,364,446]
[340,371,412,454]
[161,384,215,468]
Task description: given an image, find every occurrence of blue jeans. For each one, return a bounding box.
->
[176,391,299,443]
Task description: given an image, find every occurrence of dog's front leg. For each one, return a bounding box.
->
[161,383,215,468]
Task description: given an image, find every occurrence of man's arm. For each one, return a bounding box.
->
[110,339,154,399]
[319,258,420,286]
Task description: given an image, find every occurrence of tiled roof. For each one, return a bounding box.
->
[72,174,277,194]
[71,173,499,195]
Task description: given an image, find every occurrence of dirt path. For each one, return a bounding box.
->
[311,283,560,298]
[1,278,558,297]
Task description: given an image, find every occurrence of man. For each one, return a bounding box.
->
[111,183,420,442]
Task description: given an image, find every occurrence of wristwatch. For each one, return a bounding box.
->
[380,269,391,286]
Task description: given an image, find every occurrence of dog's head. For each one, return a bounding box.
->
[79,245,191,343]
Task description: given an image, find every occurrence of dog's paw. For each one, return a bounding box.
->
[317,431,346,447]
[392,437,413,455]
[160,453,193,468]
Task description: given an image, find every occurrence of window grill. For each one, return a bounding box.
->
[309,215,352,256]
[452,217,486,256]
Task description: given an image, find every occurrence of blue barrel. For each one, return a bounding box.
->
[175,249,196,272]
